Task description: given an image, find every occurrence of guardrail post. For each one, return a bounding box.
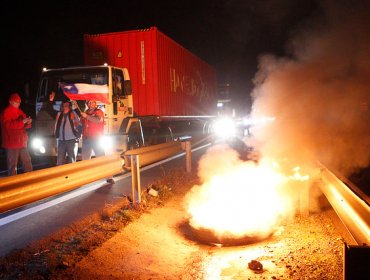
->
[130,155,142,204]
[344,243,370,279]
[130,156,136,203]
[136,155,141,203]
[185,140,191,173]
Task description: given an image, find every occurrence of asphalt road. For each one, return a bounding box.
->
[0,145,209,257]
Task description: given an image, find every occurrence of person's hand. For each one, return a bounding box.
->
[71,100,78,107]
[23,117,32,124]
[49,92,55,101]
[81,112,87,118]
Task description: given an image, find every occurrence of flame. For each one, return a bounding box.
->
[185,145,310,241]
[290,166,310,181]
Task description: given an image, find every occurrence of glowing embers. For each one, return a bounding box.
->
[184,146,297,245]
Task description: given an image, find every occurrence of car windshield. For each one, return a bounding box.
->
[37,67,109,102]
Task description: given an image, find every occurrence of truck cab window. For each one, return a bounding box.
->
[37,79,48,102]
[113,69,125,97]
[37,67,109,103]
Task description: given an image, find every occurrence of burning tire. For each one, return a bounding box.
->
[186,221,271,246]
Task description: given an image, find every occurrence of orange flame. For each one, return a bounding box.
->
[185,145,310,241]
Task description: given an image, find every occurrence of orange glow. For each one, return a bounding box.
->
[290,166,310,181]
[185,145,310,241]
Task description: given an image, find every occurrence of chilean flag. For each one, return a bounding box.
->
[61,83,109,104]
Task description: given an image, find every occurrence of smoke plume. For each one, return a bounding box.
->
[251,0,370,176]
[184,1,369,241]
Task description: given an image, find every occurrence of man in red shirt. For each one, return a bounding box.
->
[80,100,114,184]
[0,93,33,175]
[81,100,105,159]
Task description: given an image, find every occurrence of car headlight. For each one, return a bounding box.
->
[212,117,236,139]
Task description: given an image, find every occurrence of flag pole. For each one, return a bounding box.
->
[71,100,83,113]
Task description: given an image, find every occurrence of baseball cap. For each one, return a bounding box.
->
[9,93,21,103]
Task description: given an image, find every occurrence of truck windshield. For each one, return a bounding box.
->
[37,67,109,102]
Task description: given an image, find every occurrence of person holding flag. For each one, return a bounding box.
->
[55,101,82,165]
[78,100,115,184]
[80,100,104,159]
[61,83,114,183]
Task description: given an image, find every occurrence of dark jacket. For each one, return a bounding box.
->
[55,111,81,140]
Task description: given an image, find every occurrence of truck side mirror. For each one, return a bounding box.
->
[124,80,132,95]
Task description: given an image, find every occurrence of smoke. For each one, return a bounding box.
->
[184,1,369,241]
[251,0,370,176]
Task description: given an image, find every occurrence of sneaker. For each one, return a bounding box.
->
[106,178,115,184]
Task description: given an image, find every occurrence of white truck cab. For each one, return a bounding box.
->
[31,65,143,157]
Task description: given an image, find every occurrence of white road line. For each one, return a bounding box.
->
[0,143,211,227]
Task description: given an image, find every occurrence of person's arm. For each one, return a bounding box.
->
[3,111,28,130]
[71,100,82,117]
[83,110,104,124]
[24,120,32,129]
[73,111,82,126]
[49,101,59,118]
[74,108,81,117]
[54,112,61,135]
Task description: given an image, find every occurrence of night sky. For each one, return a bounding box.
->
[1,0,318,114]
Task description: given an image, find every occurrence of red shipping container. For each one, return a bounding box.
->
[84,27,216,117]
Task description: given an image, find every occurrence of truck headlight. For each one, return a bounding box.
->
[99,135,114,149]
[31,138,46,154]
[212,117,236,139]
[32,138,43,149]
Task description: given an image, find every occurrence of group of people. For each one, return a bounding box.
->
[0,92,114,183]
[55,99,104,163]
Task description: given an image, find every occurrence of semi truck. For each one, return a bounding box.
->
[32,27,217,156]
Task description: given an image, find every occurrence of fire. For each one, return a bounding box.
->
[290,166,310,181]
[185,145,309,242]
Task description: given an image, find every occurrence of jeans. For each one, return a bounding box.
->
[57,139,77,165]
[81,138,105,160]
[6,148,33,176]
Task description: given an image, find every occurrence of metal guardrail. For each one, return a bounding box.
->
[122,140,192,203]
[319,164,370,246]
[124,141,184,168]
[0,154,124,214]
[0,139,195,214]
